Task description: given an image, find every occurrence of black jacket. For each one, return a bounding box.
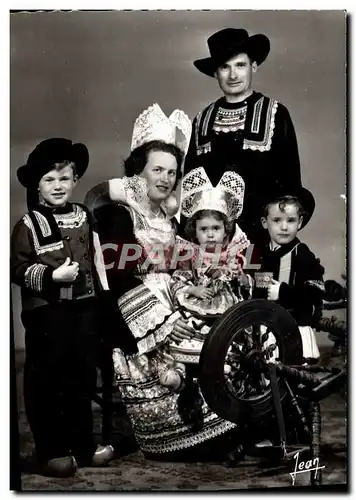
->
[184,92,302,243]
[253,238,325,326]
[11,203,98,311]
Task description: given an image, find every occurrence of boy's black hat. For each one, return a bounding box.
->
[194,28,270,78]
[260,184,315,229]
[17,138,89,188]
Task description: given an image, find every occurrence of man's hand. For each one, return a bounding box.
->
[187,285,214,300]
[52,257,79,283]
[267,278,281,300]
[170,317,195,343]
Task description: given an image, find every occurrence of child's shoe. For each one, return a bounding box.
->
[41,455,78,477]
[91,445,115,467]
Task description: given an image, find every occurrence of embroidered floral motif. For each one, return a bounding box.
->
[213,105,247,133]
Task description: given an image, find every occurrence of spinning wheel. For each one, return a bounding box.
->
[199,299,345,486]
[199,299,303,423]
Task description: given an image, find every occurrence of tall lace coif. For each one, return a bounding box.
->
[131,103,192,154]
[181,167,245,221]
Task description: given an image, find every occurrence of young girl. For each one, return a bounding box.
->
[254,187,325,364]
[159,167,252,391]
[11,138,114,477]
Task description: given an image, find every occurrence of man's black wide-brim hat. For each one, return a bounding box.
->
[17,138,89,188]
[194,28,270,78]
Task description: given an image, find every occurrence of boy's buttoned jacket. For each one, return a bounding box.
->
[11,203,99,311]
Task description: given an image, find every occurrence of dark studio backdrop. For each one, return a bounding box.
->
[10,10,346,349]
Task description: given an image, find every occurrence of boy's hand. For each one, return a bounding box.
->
[267,279,281,300]
[188,285,214,300]
[238,272,251,289]
[52,257,79,283]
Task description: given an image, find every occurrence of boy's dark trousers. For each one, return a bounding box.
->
[22,298,103,464]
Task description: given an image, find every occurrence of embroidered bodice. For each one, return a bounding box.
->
[127,205,177,264]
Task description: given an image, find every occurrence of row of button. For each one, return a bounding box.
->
[63,235,86,243]
[57,220,80,227]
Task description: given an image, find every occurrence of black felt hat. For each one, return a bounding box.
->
[260,185,316,229]
[194,28,270,78]
[17,138,89,188]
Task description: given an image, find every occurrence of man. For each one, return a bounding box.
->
[184,28,303,244]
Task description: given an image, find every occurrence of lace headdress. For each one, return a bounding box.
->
[131,103,192,155]
[122,103,192,219]
[85,104,192,220]
[181,167,245,221]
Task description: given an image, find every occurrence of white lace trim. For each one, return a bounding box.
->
[23,214,64,255]
[131,103,192,155]
[128,205,176,258]
[118,287,173,341]
[137,418,237,454]
[33,211,52,237]
[243,98,278,152]
[53,205,87,228]
[181,167,245,221]
[136,310,182,355]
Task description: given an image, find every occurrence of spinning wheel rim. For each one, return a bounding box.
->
[199,299,303,423]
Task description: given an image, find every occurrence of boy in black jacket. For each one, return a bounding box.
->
[11,138,114,477]
[254,187,325,363]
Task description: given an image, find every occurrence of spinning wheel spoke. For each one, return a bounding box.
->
[224,325,279,398]
[251,324,262,348]
[260,327,273,344]
[232,331,251,352]
[226,369,246,395]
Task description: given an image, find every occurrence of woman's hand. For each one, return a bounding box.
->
[170,317,195,343]
[187,285,214,300]
[52,257,79,283]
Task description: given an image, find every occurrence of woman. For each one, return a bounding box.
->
[91,104,243,461]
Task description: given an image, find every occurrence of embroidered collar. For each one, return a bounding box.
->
[23,203,87,255]
[195,91,278,154]
[198,91,264,145]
